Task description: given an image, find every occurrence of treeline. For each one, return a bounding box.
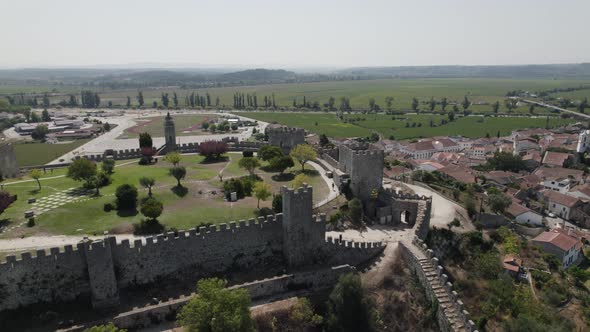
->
[232,92,276,109]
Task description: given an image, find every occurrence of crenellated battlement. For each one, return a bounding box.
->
[351,149,383,157]
[325,236,383,249]
[267,126,305,134]
[385,188,432,202]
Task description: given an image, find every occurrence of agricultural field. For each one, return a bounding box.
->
[0,153,329,237]
[13,139,91,167]
[20,78,590,114]
[118,114,219,139]
[239,111,575,139]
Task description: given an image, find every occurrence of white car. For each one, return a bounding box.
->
[548,212,556,218]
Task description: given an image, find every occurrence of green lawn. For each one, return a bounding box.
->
[0,152,330,236]
[118,114,219,139]
[13,140,90,166]
[239,112,574,139]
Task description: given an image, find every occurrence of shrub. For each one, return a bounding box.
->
[138,156,150,165]
[115,184,138,210]
[242,150,254,157]
[133,219,165,235]
[199,141,228,161]
[27,218,35,227]
[272,193,282,213]
[103,203,114,212]
[140,197,163,221]
[255,207,274,218]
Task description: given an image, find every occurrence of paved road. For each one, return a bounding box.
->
[308,160,339,207]
[521,99,590,120]
[47,111,268,165]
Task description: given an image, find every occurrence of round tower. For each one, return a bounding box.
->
[164,112,176,151]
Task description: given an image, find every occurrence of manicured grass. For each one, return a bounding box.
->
[118,114,219,139]
[13,140,91,166]
[239,112,574,139]
[0,152,330,236]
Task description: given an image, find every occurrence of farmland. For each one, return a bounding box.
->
[239,111,575,139]
[118,114,219,139]
[9,78,589,114]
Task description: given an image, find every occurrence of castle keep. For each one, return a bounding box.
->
[266,126,305,153]
[162,112,177,153]
[0,185,386,312]
[0,143,18,178]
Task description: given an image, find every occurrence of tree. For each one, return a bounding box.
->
[448,111,455,122]
[177,278,255,332]
[139,177,155,197]
[529,104,535,114]
[102,159,115,174]
[488,193,511,214]
[41,109,51,121]
[140,197,163,221]
[368,97,376,111]
[440,97,448,111]
[253,182,271,208]
[269,155,294,175]
[169,166,187,187]
[238,157,260,176]
[137,91,144,107]
[325,273,378,332]
[505,99,517,112]
[103,122,111,131]
[348,198,363,225]
[84,323,127,332]
[30,169,42,190]
[428,97,436,111]
[486,152,526,172]
[492,101,500,113]
[319,134,330,147]
[578,97,588,114]
[290,144,317,172]
[31,124,49,140]
[0,191,15,216]
[201,121,210,130]
[173,92,179,107]
[291,173,309,189]
[67,158,97,187]
[199,141,228,161]
[258,145,283,161]
[164,151,182,166]
[272,193,282,213]
[139,132,153,148]
[384,96,394,111]
[115,184,138,210]
[462,96,470,111]
[411,97,419,111]
[126,96,131,108]
[288,297,323,329]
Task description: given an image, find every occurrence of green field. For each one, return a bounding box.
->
[13,140,90,166]
[0,153,329,237]
[119,114,219,138]
[239,111,575,139]
[25,78,589,114]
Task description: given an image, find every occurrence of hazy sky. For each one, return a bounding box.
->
[2,0,590,68]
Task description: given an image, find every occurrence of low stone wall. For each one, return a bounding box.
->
[78,265,354,331]
[400,238,478,332]
[512,223,544,237]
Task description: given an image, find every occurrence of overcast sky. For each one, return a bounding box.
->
[2,0,589,69]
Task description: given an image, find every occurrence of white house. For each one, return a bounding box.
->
[543,178,573,194]
[532,230,583,269]
[542,190,580,220]
[506,202,543,226]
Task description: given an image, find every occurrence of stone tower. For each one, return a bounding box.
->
[338,144,384,202]
[281,184,325,267]
[164,112,176,151]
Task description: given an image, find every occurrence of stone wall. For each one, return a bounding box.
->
[337,144,384,202]
[0,144,18,178]
[0,185,382,313]
[400,238,478,332]
[267,126,305,153]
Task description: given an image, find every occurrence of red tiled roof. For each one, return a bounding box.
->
[543,190,580,208]
[569,184,590,197]
[503,254,523,272]
[506,202,530,217]
[534,167,583,182]
[533,230,580,252]
[542,151,571,167]
[438,165,476,184]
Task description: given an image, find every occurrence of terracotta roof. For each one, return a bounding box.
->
[418,161,445,170]
[569,184,590,197]
[542,151,571,167]
[534,167,584,182]
[438,165,476,184]
[383,166,411,178]
[543,190,580,208]
[533,230,580,252]
[485,170,518,185]
[506,202,531,217]
[503,254,523,272]
[523,151,542,162]
[516,174,541,190]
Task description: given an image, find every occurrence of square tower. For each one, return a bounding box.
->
[164,112,177,151]
[281,184,323,267]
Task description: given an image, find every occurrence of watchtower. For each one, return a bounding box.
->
[164,112,176,151]
[281,184,324,267]
[338,144,384,202]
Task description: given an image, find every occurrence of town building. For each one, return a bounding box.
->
[532,230,583,269]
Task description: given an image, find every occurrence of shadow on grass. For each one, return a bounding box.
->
[171,185,188,197]
[28,189,41,195]
[295,169,319,177]
[133,219,165,235]
[271,173,295,182]
[116,208,138,218]
[200,156,229,164]
[0,218,10,229]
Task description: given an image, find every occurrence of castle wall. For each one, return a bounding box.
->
[112,216,284,287]
[0,244,90,311]
[267,127,305,153]
[0,144,18,178]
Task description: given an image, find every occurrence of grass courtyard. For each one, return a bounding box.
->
[118,114,219,139]
[238,112,575,139]
[0,152,330,237]
[12,139,91,167]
